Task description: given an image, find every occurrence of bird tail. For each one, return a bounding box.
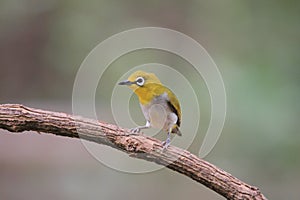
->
[172,126,182,136]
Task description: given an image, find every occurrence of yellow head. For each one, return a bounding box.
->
[118,70,163,104]
[118,70,161,90]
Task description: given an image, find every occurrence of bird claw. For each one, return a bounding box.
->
[130,127,141,133]
[162,137,171,151]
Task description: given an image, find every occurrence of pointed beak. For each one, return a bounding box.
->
[118,80,133,86]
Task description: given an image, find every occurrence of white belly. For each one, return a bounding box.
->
[140,93,178,131]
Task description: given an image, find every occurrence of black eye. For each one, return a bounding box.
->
[135,77,145,86]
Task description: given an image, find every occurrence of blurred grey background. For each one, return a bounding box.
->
[0,0,299,200]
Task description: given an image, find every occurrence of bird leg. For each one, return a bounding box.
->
[162,129,171,150]
[130,121,150,133]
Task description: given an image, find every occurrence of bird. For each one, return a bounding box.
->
[118,70,182,149]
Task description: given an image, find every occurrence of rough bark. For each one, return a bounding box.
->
[0,104,267,200]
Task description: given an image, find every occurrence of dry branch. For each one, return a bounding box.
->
[0,104,267,200]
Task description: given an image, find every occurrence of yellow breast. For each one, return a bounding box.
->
[134,83,181,125]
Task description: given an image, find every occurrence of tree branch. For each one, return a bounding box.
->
[0,104,267,200]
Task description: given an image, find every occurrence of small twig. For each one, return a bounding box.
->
[0,104,267,200]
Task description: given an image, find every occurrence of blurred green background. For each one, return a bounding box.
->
[1,0,299,199]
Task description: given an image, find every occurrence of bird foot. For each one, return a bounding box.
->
[162,137,171,151]
[130,127,141,134]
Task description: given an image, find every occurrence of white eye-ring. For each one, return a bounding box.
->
[135,77,145,86]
